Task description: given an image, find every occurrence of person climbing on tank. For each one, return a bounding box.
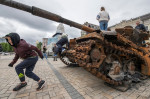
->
[4,33,45,91]
[135,21,146,32]
[135,21,147,46]
[55,33,69,55]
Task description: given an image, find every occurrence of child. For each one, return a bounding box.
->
[4,33,45,91]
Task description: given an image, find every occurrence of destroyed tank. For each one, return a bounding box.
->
[1,0,150,91]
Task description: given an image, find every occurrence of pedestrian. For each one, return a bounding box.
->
[52,44,57,61]
[43,46,47,59]
[0,44,2,52]
[0,44,2,59]
[96,7,110,31]
[4,33,45,91]
[135,21,146,32]
[56,33,69,55]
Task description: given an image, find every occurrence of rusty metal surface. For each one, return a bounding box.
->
[59,29,150,91]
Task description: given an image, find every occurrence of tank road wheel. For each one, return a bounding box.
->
[90,44,106,68]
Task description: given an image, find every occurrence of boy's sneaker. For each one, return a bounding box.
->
[13,82,27,91]
[36,80,45,91]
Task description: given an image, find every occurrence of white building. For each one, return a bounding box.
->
[44,23,65,55]
[42,38,48,48]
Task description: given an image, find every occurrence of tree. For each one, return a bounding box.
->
[36,42,42,51]
[0,44,2,52]
[0,43,13,52]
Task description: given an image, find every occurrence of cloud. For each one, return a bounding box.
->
[0,0,150,45]
[0,5,56,32]
[0,17,55,45]
[64,25,81,39]
[0,18,17,37]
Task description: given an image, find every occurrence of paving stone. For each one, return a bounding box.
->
[22,96,29,99]
[92,94,108,99]
[1,97,9,99]
[0,89,8,94]
[29,92,36,99]
[16,93,29,98]
[8,92,17,99]
[127,91,140,99]
[2,56,150,99]
[115,95,126,99]
[0,93,11,98]
[49,91,56,97]
[43,95,50,99]
[51,95,65,99]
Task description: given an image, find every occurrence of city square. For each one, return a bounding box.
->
[1,55,150,99]
[0,0,150,99]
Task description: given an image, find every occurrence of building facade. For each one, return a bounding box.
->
[42,38,48,48]
[81,22,99,37]
[110,13,150,31]
[42,23,65,55]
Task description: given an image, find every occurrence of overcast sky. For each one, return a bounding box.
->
[0,0,150,45]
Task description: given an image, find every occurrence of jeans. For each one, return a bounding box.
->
[53,54,57,61]
[15,56,40,82]
[43,53,47,59]
[56,44,62,54]
[99,20,108,31]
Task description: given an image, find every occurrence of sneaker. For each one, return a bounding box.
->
[13,82,27,91]
[36,80,45,91]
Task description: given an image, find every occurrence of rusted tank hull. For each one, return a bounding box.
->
[60,30,150,91]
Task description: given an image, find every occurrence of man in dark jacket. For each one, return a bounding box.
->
[56,33,69,55]
[4,33,45,91]
[135,21,146,32]
[135,21,147,45]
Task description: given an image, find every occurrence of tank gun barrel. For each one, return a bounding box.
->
[0,0,95,33]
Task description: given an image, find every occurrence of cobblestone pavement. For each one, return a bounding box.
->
[0,55,150,99]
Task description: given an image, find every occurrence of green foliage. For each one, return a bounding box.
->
[0,43,13,52]
[36,42,42,51]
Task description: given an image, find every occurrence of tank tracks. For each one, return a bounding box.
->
[59,35,148,91]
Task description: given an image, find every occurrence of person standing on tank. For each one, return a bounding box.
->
[4,33,45,91]
[96,7,110,31]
